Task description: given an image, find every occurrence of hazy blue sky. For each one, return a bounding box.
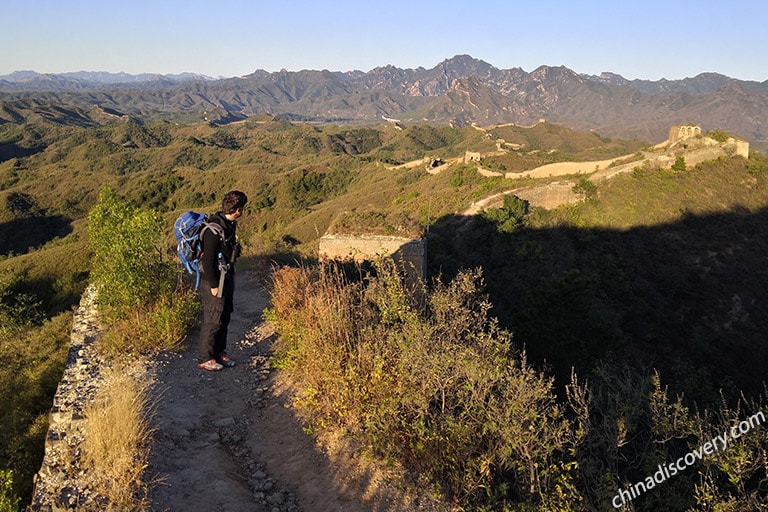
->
[2,0,766,81]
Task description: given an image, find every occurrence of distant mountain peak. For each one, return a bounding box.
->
[441,54,492,65]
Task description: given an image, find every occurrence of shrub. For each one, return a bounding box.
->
[671,156,687,172]
[87,186,174,318]
[0,470,19,512]
[747,151,768,174]
[482,194,530,233]
[4,192,41,218]
[87,187,198,355]
[706,130,731,143]
[450,165,480,188]
[268,261,582,508]
[449,167,465,187]
[572,177,598,201]
[690,393,768,510]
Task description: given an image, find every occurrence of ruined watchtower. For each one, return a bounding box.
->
[318,212,427,299]
[669,124,702,144]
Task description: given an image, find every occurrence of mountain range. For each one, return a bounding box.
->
[2,55,767,150]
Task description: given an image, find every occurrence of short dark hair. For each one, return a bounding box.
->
[221,190,248,215]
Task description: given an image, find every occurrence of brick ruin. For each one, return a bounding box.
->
[669,124,702,143]
[318,233,427,297]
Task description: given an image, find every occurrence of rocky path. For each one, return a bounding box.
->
[145,270,446,512]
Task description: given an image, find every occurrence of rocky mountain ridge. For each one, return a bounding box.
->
[2,55,767,150]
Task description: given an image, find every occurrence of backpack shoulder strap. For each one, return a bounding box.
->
[200,220,225,240]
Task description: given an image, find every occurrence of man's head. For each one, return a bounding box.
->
[221,190,248,217]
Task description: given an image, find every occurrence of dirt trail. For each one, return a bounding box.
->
[146,269,447,512]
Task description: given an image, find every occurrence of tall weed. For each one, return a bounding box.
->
[100,286,199,356]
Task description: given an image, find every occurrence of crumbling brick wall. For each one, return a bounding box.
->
[318,234,427,293]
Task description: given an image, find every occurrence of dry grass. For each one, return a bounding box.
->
[81,363,155,511]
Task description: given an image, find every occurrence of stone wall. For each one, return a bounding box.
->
[734,139,750,159]
[29,285,107,511]
[593,137,750,181]
[505,157,618,180]
[464,151,481,164]
[513,181,583,209]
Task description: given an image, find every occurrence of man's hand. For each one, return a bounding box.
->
[211,287,219,296]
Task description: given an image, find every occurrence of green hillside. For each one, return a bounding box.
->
[2,113,768,510]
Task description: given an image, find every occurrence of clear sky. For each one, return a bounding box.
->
[2,0,766,81]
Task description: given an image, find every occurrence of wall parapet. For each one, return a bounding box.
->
[29,285,108,511]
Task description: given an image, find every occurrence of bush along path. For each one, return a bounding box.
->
[145,270,447,512]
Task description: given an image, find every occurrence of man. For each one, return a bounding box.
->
[197,190,248,371]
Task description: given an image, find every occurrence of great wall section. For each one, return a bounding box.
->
[342,124,750,271]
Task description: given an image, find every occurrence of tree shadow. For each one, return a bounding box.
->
[0,215,73,255]
[427,206,768,402]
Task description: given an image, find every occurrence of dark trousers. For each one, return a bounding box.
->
[198,275,235,362]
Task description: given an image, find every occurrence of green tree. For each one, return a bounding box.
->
[87,187,198,354]
[87,186,173,318]
[5,192,41,218]
[0,270,42,336]
[573,176,598,201]
[483,194,530,232]
[671,156,687,172]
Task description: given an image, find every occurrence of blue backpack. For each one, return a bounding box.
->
[173,211,224,288]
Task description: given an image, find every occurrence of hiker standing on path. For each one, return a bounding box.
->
[198,190,248,371]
